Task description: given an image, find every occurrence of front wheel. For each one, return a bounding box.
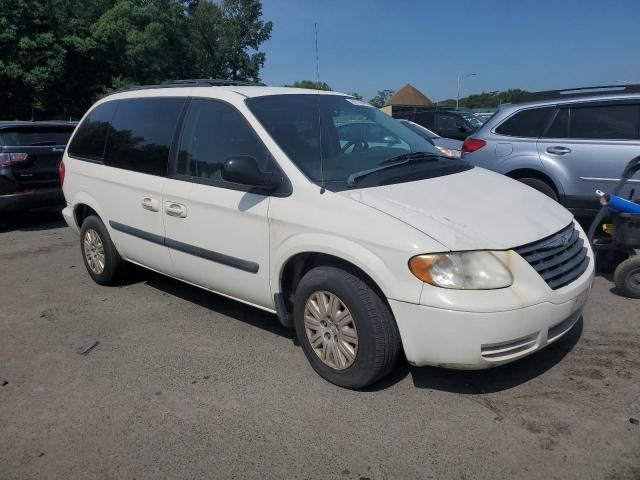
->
[293,266,401,389]
[614,256,640,299]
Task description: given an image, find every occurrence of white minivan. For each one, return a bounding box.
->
[61,81,594,389]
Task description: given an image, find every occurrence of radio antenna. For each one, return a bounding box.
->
[315,22,325,193]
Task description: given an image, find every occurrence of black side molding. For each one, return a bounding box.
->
[109,220,259,274]
[110,221,164,246]
[164,237,259,273]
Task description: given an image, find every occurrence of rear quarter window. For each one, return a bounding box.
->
[68,102,118,161]
[494,107,554,137]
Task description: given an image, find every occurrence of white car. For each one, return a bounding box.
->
[60,81,594,389]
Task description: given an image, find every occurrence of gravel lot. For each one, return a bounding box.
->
[1,210,639,480]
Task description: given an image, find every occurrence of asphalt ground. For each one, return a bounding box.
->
[0,209,639,479]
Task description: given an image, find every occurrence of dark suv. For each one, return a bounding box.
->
[0,121,76,213]
[393,109,484,140]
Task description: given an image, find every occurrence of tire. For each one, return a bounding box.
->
[293,266,401,389]
[613,256,640,299]
[79,215,127,285]
[517,177,559,202]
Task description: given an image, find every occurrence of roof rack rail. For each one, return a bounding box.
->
[116,78,265,93]
[514,84,640,103]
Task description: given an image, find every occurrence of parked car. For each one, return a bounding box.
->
[61,80,594,389]
[394,108,483,140]
[461,84,640,217]
[0,121,76,214]
[397,119,463,158]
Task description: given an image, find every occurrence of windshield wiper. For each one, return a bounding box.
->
[347,152,442,187]
[30,141,57,146]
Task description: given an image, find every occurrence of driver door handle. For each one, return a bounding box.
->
[165,201,188,218]
[546,146,572,155]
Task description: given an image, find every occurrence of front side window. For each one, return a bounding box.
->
[568,103,639,140]
[246,95,470,189]
[495,107,554,137]
[175,99,272,181]
[103,97,185,176]
[68,102,117,161]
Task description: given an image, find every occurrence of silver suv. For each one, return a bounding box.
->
[462,85,640,217]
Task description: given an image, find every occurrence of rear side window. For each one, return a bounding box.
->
[175,99,272,181]
[104,98,185,176]
[569,103,639,140]
[495,107,553,137]
[68,102,117,161]
[2,127,74,147]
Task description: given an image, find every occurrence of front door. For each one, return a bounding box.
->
[163,98,274,309]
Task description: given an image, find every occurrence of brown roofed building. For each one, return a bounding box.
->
[384,84,433,107]
[381,84,433,116]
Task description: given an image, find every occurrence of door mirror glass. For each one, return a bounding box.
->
[221,155,283,191]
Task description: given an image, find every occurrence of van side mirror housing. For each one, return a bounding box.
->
[221,155,283,192]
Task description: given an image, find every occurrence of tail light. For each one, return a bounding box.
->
[0,152,28,167]
[59,159,66,186]
[462,138,486,154]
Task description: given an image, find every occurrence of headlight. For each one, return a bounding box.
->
[408,251,513,289]
[435,146,461,158]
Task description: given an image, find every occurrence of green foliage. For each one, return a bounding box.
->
[285,80,332,90]
[439,89,530,109]
[0,0,272,119]
[348,92,363,100]
[369,89,394,108]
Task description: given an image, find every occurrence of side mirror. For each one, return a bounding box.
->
[221,155,283,191]
[383,135,400,144]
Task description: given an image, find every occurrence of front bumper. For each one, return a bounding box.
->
[390,282,591,369]
[0,188,64,212]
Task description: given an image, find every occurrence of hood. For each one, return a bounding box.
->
[337,167,572,251]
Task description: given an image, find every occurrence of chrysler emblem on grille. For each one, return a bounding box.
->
[546,231,572,249]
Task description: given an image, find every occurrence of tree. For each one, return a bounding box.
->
[348,92,363,100]
[369,89,394,108]
[285,80,332,90]
[0,0,272,120]
[438,89,530,109]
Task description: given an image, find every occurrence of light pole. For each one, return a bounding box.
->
[456,73,476,110]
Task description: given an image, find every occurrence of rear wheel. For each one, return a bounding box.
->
[80,215,127,285]
[517,177,559,202]
[293,266,401,389]
[614,256,640,299]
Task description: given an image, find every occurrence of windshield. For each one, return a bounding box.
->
[246,94,469,189]
[459,112,484,128]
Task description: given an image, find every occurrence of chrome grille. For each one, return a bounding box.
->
[515,223,589,290]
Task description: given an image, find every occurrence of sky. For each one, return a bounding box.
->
[259,0,640,102]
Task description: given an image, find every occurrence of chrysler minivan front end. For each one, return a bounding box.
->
[392,221,593,369]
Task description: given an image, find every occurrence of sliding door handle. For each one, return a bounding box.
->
[165,201,188,218]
